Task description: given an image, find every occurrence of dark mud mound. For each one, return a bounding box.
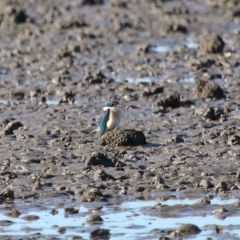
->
[100,129,146,147]
[199,34,225,54]
[194,80,225,99]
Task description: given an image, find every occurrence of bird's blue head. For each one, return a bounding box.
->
[104,100,119,107]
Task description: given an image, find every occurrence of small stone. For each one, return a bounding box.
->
[58,227,66,234]
[23,215,39,221]
[228,135,240,145]
[215,181,228,191]
[0,188,14,200]
[199,34,225,54]
[171,135,184,143]
[5,208,21,218]
[199,180,214,189]
[94,169,114,181]
[135,186,145,192]
[177,224,201,236]
[85,152,114,167]
[157,92,181,108]
[0,220,14,226]
[194,80,225,100]
[64,207,79,214]
[3,121,23,135]
[90,228,110,239]
[87,214,103,224]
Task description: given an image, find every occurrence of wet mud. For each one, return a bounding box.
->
[1,0,240,239]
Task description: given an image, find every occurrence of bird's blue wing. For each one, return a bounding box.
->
[99,109,110,134]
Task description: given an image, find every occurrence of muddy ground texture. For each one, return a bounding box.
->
[1,0,240,239]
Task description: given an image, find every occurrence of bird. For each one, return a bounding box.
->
[88,100,122,136]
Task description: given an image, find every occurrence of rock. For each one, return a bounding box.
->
[111,0,127,8]
[2,121,24,135]
[194,80,225,100]
[135,186,145,192]
[0,220,14,226]
[0,6,29,25]
[199,34,225,54]
[157,92,181,108]
[171,135,184,143]
[59,91,75,104]
[81,0,104,5]
[82,188,105,202]
[90,228,110,239]
[195,107,228,120]
[85,152,114,167]
[136,44,154,54]
[164,23,188,34]
[59,19,88,29]
[199,180,214,189]
[142,86,164,97]
[177,224,201,236]
[94,169,115,181]
[84,71,113,85]
[64,207,79,214]
[0,188,14,200]
[215,181,228,191]
[5,208,21,218]
[58,227,66,234]
[100,129,146,147]
[228,134,240,145]
[23,215,40,221]
[87,214,103,224]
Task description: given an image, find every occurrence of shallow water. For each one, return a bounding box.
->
[0,198,239,239]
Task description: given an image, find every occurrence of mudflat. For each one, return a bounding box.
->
[0,0,240,239]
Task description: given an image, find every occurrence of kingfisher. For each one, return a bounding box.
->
[88,100,122,136]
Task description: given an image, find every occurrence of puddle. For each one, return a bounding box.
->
[0,99,9,104]
[126,77,152,83]
[121,198,238,209]
[179,76,195,83]
[186,37,198,49]
[152,37,198,53]
[0,98,59,106]
[0,198,239,239]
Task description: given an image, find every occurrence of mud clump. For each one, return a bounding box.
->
[157,92,181,108]
[142,86,164,97]
[81,0,104,5]
[195,107,228,120]
[194,80,225,99]
[164,23,188,34]
[59,91,75,104]
[0,6,29,25]
[5,208,21,218]
[100,129,146,147]
[199,34,225,54]
[90,228,110,239]
[177,224,201,236]
[23,215,40,221]
[87,214,103,225]
[2,121,24,135]
[0,188,14,200]
[85,152,115,167]
[84,71,114,85]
